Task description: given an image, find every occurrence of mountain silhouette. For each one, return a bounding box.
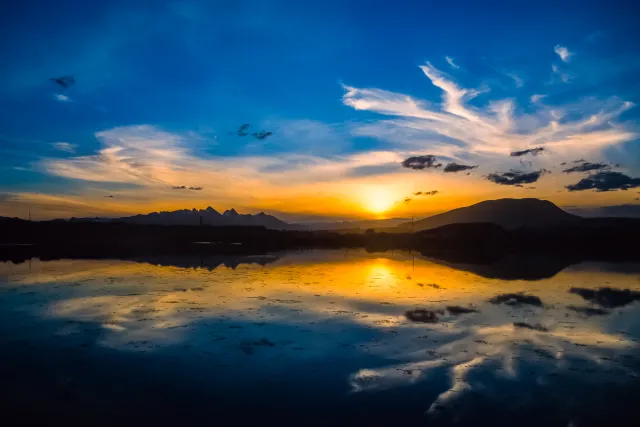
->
[398,198,580,231]
[72,207,297,229]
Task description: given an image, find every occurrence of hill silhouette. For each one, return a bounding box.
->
[398,198,579,231]
[71,207,298,229]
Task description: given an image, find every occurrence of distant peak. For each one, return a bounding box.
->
[223,208,239,217]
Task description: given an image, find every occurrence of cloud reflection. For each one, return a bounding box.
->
[1,250,639,418]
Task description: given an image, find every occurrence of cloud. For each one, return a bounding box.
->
[343,62,635,162]
[567,305,610,316]
[513,322,548,332]
[252,130,273,140]
[54,94,71,102]
[171,185,203,191]
[446,306,478,315]
[443,163,478,173]
[530,94,546,104]
[445,56,459,69]
[401,155,442,170]
[488,293,543,306]
[405,309,441,323]
[551,64,571,83]
[487,170,548,186]
[566,171,640,192]
[562,161,611,173]
[237,124,250,136]
[554,45,573,62]
[570,287,640,308]
[510,147,545,157]
[505,72,524,88]
[403,197,412,204]
[414,190,438,196]
[52,142,77,153]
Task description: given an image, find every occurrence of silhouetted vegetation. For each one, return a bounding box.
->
[1,216,638,268]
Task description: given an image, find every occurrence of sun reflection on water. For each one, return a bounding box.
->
[1,250,639,420]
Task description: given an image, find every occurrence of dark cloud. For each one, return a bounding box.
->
[252,130,273,140]
[405,309,442,323]
[513,322,548,332]
[413,190,439,196]
[443,163,478,173]
[401,155,442,170]
[403,197,412,204]
[510,147,545,157]
[172,186,204,191]
[486,169,548,186]
[569,287,640,308]
[50,75,75,88]
[446,306,478,315]
[237,124,250,136]
[567,305,611,316]
[566,171,640,192]
[562,161,611,173]
[104,195,114,198]
[489,292,543,306]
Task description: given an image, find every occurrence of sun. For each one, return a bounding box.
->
[361,187,396,215]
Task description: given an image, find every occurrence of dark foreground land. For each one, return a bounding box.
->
[1,216,638,262]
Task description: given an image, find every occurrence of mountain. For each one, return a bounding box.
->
[397,198,580,231]
[71,207,297,230]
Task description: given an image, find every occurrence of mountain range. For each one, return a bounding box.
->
[60,198,582,231]
[71,207,297,229]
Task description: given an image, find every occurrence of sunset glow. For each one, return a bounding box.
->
[0,2,638,222]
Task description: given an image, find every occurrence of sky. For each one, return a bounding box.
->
[1,0,640,222]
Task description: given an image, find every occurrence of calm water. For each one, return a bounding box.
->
[1,250,639,426]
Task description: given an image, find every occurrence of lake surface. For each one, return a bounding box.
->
[1,250,639,426]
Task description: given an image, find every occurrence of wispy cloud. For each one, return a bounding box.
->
[505,72,524,88]
[554,44,573,62]
[343,62,635,160]
[551,64,571,83]
[52,142,77,153]
[445,56,459,69]
[54,94,71,102]
[530,94,546,104]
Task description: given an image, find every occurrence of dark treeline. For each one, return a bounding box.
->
[1,217,638,264]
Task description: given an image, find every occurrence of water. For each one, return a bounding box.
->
[1,250,639,426]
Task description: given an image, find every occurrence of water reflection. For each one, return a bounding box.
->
[1,250,639,425]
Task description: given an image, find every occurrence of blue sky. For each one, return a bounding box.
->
[1,0,640,220]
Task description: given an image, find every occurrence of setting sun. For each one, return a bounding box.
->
[361,187,397,215]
